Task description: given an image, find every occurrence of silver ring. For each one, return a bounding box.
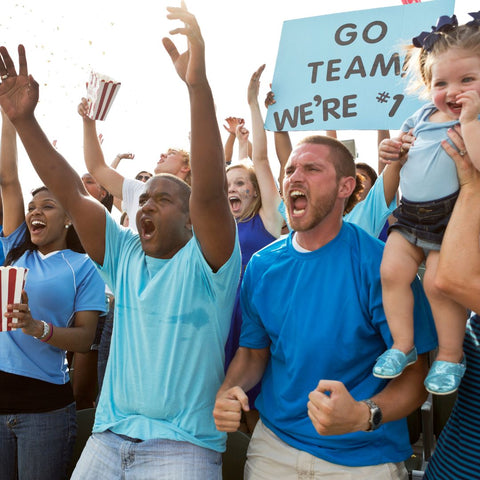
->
[459,150,467,157]
[0,74,8,80]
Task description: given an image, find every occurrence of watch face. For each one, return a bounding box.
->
[372,408,382,427]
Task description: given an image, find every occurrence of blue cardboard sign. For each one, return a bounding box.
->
[265,0,455,131]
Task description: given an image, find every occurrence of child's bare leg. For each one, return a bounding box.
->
[381,231,425,354]
[423,251,468,363]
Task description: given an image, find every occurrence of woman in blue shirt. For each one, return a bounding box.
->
[0,111,106,480]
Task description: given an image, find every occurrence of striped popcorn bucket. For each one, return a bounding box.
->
[86,71,121,121]
[0,267,28,332]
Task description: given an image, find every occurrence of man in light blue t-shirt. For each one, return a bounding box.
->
[0,6,240,479]
[214,135,437,479]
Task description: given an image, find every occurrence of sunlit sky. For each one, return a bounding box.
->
[1,0,477,200]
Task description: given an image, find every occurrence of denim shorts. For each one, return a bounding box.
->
[389,191,459,251]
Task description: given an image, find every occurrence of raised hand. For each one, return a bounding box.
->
[248,64,266,106]
[378,129,414,165]
[0,45,39,123]
[223,116,245,135]
[163,2,206,86]
[235,124,249,142]
[264,88,275,109]
[77,97,94,123]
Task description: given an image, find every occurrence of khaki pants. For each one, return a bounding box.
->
[245,420,408,480]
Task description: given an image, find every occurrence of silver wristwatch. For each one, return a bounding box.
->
[361,399,383,431]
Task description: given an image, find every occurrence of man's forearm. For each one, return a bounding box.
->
[371,353,429,424]
[219,346,269,396]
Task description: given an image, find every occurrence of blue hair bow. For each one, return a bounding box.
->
[466,11,480,28]
[412,14,458,52]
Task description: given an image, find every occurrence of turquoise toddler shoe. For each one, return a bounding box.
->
[424,358,466,395]
[373,347,418,379]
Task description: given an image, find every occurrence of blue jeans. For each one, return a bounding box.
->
[72,430,222,479]
[0,402,76,480]
[97,305,114,396]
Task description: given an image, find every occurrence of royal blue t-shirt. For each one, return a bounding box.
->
[240,222,437,466]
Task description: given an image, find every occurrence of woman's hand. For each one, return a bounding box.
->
[0,45,39,124]
[5,290,44,337]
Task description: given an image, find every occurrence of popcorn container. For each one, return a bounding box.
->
[0,266,28,332]
[85,71,121,121]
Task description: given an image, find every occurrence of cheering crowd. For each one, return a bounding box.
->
[0,3,479,480]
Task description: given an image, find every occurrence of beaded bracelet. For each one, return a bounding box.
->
[41,323,54,343]
[34,320,49,340]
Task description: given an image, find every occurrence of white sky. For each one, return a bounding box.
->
[1,0,477,199]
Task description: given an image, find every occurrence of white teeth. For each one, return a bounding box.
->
[290,190,305,198]
[31,220,46,226]
[293,209,305,215]
[229,196,240,201]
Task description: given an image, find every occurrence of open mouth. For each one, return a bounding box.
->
[30,220,46,234]
[140,218,156,239]
[289,190,307,216]
[447,102,462,114]
[229,196,241,213]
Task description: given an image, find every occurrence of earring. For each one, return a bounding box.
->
[65,224,70,229]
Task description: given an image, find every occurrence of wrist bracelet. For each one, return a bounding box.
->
[41,323,54,343]
[34,320,49,339]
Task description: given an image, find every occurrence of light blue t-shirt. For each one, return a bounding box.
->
[240,222,437,467]
[399,102,475,202]
[344,173,396,237]
[279,173,396,238]
[0,222,107,384]
[93,212,241,452]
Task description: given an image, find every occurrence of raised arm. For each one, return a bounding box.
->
[435,126,480,312]
[0,109,24,235]
[248,65,283,238]
[223,116,252,165]
[0,45,107,264]
[163,3,236,271]
[110,152,135,170]
[378,129,415,205]
[235,123,250,161]
[78,98,125,200]
[377,130,390,174]
[265,89,292,193]
[380,161,402,206]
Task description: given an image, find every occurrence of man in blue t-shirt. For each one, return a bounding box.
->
[214,135,437,479]
[0,6,240,479]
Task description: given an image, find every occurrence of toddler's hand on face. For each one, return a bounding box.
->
[458,91,480,124]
